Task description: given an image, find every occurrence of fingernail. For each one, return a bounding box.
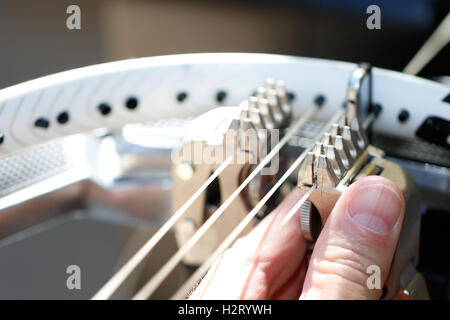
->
[347,183,402,234]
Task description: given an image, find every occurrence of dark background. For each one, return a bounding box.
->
[0,0,448,89]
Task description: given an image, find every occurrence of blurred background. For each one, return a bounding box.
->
[0,0,449,89]
[0,0,449,300]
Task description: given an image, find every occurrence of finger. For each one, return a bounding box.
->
[300,176,405,300]
[191,187,308,299]
[270,260,307,300]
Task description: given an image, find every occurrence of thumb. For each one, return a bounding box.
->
[300,176,405,299]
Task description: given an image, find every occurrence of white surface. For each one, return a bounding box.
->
[0,53,448,156]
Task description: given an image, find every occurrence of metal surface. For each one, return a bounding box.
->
[171,80,293,265]
[0,122,176,299]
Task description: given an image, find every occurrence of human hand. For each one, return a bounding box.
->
[190,176,405,300]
